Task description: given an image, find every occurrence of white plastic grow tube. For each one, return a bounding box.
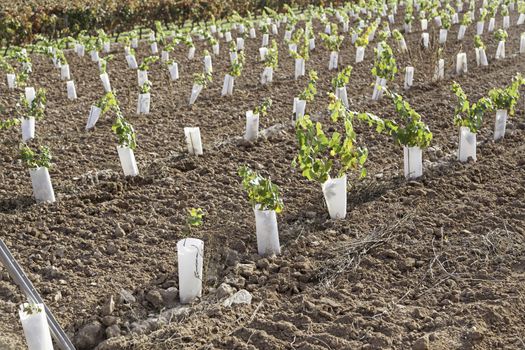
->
[21,117,35,142]
[404,67,414,90]
[458,126,477,162]
[177,238,204,304]
[29,167,56,203]
[244,111,259,142]
[86,106,101,130]
[322,174,347,219]
[189,84,203,105]
[66,81,77,100]
[117,146,139,177]
[221,74,234,96]
[19,303,54,350]
[184,127,203,155]
[494,109,508,141]
[254,205,281,256]
[403,146,423,179]
[136,93,151,114]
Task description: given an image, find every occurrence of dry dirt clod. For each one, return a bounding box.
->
[114,223,126,238]
[74,321,105,350]
[101,295,114,316]
[412,334,430,350]
[101,316,118,327]
[119,289,136,304]
[160,287,178,307]
[145,289,163,308]
[105,324,121,338]
[216,283,236,299]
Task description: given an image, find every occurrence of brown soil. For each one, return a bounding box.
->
[1,9,525,350]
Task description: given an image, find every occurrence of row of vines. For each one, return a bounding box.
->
[0,0,345,45]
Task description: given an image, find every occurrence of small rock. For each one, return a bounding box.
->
[161,279,177,289]
[304,211,316,219]
[402,257,416,270]
[134,217,147,225]
[74,321,105,350]
[382,249,399,259]
[223,289,252,307]
[256,258,270,269]
[101,316,118,327]
[206,274,218,285]
[439,298,453,306]
[119,289,136,304]
[412,334,429,350]
[160,287,178,308]
[467,327,484,343]
[413,308,428,319]
[235,263,256,277]
[223,275,246,288]
[146,289,163,308]
[225,249,240,267]
[216,283,236,299]
[130,320,153,335]
[105,324,121,338]
[101,295,114,316]
[114,223,126,238]
[42,266,62,279]
[106,244,117,255]
[53,248,65,258]
[368,333,391,348]
[159,306,190,322]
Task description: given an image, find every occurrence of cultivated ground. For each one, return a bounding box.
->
[1,12,524,350]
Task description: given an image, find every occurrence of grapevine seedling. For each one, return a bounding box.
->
[229,51,245,77]
[320,28,344,52]
[474,35,485,49]
[182,208,204,238]
[17,88,46,121]
[0,56,15,74]
[0,117,20,130]
[372,42,397,81]
[452,82,493,133]
[193,72,213,88]
[253,98,272,116]
[20,144,52,169]
[238,166,283,212]
[95,91,119,115]
[332,65,353,89]
[99,55,114,74]
[22,303,43,315]
[112,115,137,150]
[385,90,433,148]
[298,70,318,102]
[293,94,368,183]
[139,81,152,94]
[139,56,159,72]
[489,73,525,116]
[265,40,279,69]
[494,29,508,42]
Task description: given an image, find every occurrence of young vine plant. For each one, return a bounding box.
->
[451,82,493,133]
[20,144,52,169]
[253,98,272,116]
[238,165,284,212]
[488,73,525,116]
[293,94,368,183]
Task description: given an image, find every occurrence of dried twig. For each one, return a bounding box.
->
[316,214,412,288]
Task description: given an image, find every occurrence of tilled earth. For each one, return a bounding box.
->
[1,10,525,350]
